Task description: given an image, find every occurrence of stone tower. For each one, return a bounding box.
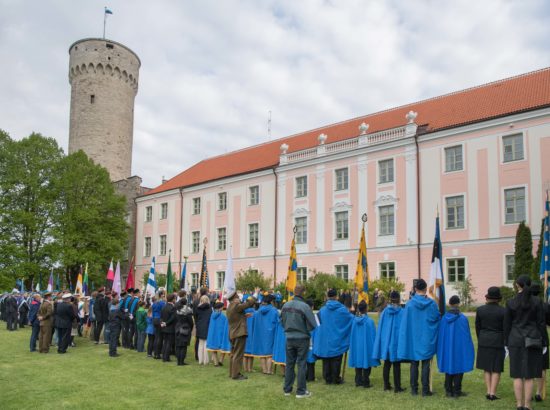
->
[68,38,140,181]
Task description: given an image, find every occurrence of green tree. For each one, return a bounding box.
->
[513,221,534,280]
[456,275,477,307]
[235,268,270,291]
[533,218,544,280]
[52,151,128,288]
[367,278,405,310]
[302,270,350,309]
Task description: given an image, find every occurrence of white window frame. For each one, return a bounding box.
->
[192,197,201,215]
[160,203,168,220]
[501,132,525,163]
[295,176,308,198]
[218,192,227,211]
[295,216,307,244]
[191,231,201,254]
[334,264,349,281]
[446,257,467,283]
[216,271,225,291]
[504,254,515,283]
[379,261,396,280]
[159,234,167,256]
[334,167,349,191]
[191,272,199,288]
[503,185,528,225]
[145,206,152,222]
[144,237,151,257]
[378,205,395,236]
[335,211,349,240]
[248,223,259,248]
[249,185,260,206]
[297,267,308,282]
[444,144,464,173]
[378,158,394,184]
[444,193,466,230]
[217,227,227,251]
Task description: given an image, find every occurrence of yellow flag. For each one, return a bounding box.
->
[354,223,369,304]
[286,237,297,293]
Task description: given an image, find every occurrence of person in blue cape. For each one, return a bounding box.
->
[372,290,405,393]
[206,302,230,366]
[397,278,440,396]
[313,289,354,384]
[272,315,287,374]
[250,294,279,374]
[348,300,380,388]
[306,299,318,382]
[243,306,256,372]
[437,295,474,398]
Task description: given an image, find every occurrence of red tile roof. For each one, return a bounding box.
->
[145,67,550,196]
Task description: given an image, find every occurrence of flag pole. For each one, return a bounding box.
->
[103,7,107,39]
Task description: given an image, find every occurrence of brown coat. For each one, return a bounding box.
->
[38,300,53,327]
[226,296,256,340]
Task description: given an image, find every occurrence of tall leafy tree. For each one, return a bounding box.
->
[53,151,128,288]
[513,221,534,280]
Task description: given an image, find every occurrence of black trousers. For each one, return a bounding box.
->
[109,324,121,356]
[306,362,316,381]
[162,333,175,361]
[322,355,343,384]
[176,345,188,365]
[444,373,464,396]
[195,337,199,360]
[154,324,164,358]
[147,333,155,356]
[355,367,372,387]
[128,320,136,349]
[383,360,402,390]
[410,360,431,394]
[57,327,71,353]
[94,320,104,342]
[7,313,17,330]
[121,319,130,348]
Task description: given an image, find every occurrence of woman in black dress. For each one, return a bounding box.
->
[195,295,212,365]
[504,275,548,410]
[475,286,505,401]
[530,283,549,402]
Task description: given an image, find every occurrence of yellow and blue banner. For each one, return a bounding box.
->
[355,222,370,304]
[286,237,297,293]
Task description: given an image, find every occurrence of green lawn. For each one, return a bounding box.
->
[0,318,543,409]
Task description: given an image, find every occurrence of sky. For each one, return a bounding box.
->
[1,0,549,188]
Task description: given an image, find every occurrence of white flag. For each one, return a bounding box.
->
[223,247,236,299]
[113,261,122,295]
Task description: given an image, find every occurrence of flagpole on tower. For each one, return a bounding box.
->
[103,7,113,39]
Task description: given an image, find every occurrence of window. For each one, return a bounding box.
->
[159,235,167,255]
[335,168,348,191]
[446,196,465,229]
[505,255,515,282]
[296,176,308,197]
[191,273,199,288]
[145,206,152,222]
[160,203,168,219]
[445,145,463,172]
[217,227,227,251]
[380,262,395,279]
[144,237,151,257]
[295,217,307,244]
[216,271,225,290]
[191,231,200,253]
[249,186,259,205]
[249,223,259,248]
[335,211,349,240]
[379,159,394,183]
[447,258,466,283]
[90,94,95,104]
[335,265,349,281]
[297,267,307,282]
[192,198,201,215]
[218,192,227,211]
[503,134,524,163]
[504,187,526,224]
[379,205,395,236]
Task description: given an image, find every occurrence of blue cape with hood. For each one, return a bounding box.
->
[250,304,279,356]
[372,304,403,362]
[313,300,353,358]
[348,314,380,369]
[244,307,255,355]
[397,295,440,361]
[206,311,231,352]
[436,309,474,374]
[272,317,287,365]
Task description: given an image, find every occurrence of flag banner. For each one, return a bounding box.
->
[145,257,157,298]
[354,221,370,304]
[540,192,550,300]
[47,269,54,292]
[55,273,61,291]
[286,237,297,294]
[428,216,446,315]
[106,260,115,289]
[199,246,209,289]
[125,256,135,291]
[223,247,235,298]
[180,257,188,291]
[105,7,113,14]
[75,265,83,295]
[113,261,122,295]
[83,263,89,296]
[166,253,173,293]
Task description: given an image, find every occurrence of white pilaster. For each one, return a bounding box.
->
[277,173,287,254]
[405,144,417,244]
[315,165,325,251]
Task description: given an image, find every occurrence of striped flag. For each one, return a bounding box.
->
[106,259,115,289]
[75,265,83,295]
[540,192,550,301]
[180,257,188,291]
[199,246,209,289]
[83,263,89,296]
[428,216,446,315]
[145,257,157,298]
[286,237,298,294]
[354,220,370,304]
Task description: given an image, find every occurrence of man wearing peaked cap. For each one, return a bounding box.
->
[56,293,77,354]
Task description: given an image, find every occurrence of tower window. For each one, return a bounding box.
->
[90,95,95,104]
[106,43,114,49]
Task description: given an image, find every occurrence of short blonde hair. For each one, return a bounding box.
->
[200,295,210,305]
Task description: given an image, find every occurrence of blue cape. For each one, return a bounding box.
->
[348,315,380,369]
[372,304,403,362]
[436,310,474,374]
[250,304,279,356]
[313,300,354,358]
[244,308,255,355]
[307,327,317,363]
[206,311,230,352]
[397,295,440,361]
[272,318,287,365]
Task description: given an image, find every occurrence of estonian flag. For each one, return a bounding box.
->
[180,257,188,291]
[105,7,113,15]
[428,216,446,315]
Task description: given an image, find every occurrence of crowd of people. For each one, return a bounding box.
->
[1,274,549,409]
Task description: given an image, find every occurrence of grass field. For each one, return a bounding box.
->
[0,317,545,409]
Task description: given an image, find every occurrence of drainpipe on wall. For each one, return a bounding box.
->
[179,188,184,275]
[415,134,421,279]
[272,168,278,287]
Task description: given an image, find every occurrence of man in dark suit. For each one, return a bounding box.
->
[56,294,77,353]
[128,289,141,349]
[5,290,19,331]
[93,288,108,344]
[120,290,132,348]
[160,293,177,362]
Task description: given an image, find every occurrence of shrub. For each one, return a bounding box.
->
[367,278,405,310]
[235,268,271,292]
[499,285,515,306]
[303,270,350,309]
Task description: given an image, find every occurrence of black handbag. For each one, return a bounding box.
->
[525,337,542,349]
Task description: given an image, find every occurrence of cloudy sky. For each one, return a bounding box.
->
[1,0,549,188]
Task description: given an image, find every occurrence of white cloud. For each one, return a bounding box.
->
[0,0,549,187]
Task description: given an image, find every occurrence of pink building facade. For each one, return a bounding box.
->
[135,69,550,302]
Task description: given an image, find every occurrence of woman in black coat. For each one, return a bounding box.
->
[174,298,194,366]
[475,286,505,401]
[160,294,177,362]
[504,275,548,410]
[195,295,212,365]
[530,284,550,402]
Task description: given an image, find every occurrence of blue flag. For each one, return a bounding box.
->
[540,193,550,300]
[105,7,113,15]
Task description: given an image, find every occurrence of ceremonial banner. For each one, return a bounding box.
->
[180,257,188,291]
[47,269,54,292]
[113,261,122,295]
[106,260,115,289]
[125,257,135,291]
[428,216,446,315]
[166,253,174,293]
[199,245,209,289]
[354,219,370,304]
[83,263,89,296]
[540,192,550,301]
[286,237,297,293]
[75,266,83,295]
[145,257,157,298]
[223,247,235,297]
